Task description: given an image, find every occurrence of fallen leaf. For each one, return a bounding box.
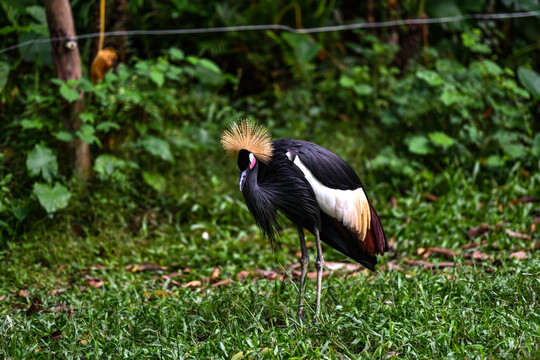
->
[423,192,439,202]
[18,289,29,297]
[42,330,62,341]
[125,264,167,272]
[422,247,458,259]
[84,276,104,289]
[182,280,202,288]
[237,270,252,281]
[506,229,531,240]
[408,260,458,269]
[510,251,528,260]
[532,217,540,231]
[472,250,493,261]
[255,269,284,280]
[388,237,396,251]
[324,262,362,271]
[49,288,66,296]
[386,260,403,271]
[0,295,6,301]
[26,300,41,316]
[212,279,231,287]
[467,223,491,239]
[52,304,74,314]
[498,204,503,213]
[210,267,220,281]
[417,247,427,255]
[462,240,488,249]
[162,272,181,280]
[307,271,330,279]
[509,196,538,205]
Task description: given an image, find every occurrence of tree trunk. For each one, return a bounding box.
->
[44,0,90,181]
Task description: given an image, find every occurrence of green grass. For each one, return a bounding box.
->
[1,128,539,359]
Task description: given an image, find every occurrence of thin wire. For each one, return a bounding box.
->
[1,10,539,55]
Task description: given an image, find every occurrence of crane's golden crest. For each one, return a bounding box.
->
[220,119,274,163]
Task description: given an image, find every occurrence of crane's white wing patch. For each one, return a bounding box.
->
[287,151,371,241]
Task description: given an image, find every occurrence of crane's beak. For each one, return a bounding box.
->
[239,169,248,190]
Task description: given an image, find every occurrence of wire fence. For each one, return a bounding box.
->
[1,10,539,55]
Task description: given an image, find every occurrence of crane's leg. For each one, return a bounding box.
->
[314,227,324,319]
[297,225,309,319]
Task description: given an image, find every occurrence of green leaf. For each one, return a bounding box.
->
[416,70,443,86]
[487,155,504,167]
[150,69,165,87]
[11,205,29,221]
[139,136,174,162]
[408,135,431,155]
[0,61,10,92]
[96,122,121,132]
[20,119,44,130]
[281,32,319,63]
[481,60,503,77]
[199,58,221,74]
[77,124,98,145]
[26,144,58,182]
[142,171,167,193]
[532,134,540,157]
[339,75,355,88]
[504,143,526,159]
[353,84,373,95]
[168,47,185,60]
[33,183,71,213]
[59,83,79,103]
[56,131,74,142]
[429,132,455,148]
[79,112,95,123]
[517,67,540,98]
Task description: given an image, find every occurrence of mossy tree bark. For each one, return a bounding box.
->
[44,0,90,181]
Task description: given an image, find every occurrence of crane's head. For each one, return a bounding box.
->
[220,119,273,190]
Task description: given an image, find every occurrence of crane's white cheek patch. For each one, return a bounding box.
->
[291,155,371,241]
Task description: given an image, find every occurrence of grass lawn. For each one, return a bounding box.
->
[1,136,539,359]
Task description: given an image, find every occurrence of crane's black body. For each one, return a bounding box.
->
[225,128,388,319]
[241,139,387,271]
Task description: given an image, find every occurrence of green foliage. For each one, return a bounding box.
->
[26,144,57,183]
[32,182,71,213]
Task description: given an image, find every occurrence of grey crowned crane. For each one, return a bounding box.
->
[221,120,387,319]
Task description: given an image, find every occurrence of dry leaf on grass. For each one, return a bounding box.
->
[506,229,531,240]
[324,262,363,271]
[423,192,439,202]
[467,223,491,239]
[212,279,232,287]
[125,264,167,273]
[26,299,41,316]
[471,251,493,261]
[182,280,203,289]
[48,289,66,296]
[510,251,528,260]
[422,247,458,259]
[408,260,458,269]
[41,330,62,341]
[462,240,488,249]
[306,271,330,279]
[509,196,538,205]
[84,276,104,289]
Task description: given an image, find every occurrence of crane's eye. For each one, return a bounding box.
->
[249,153,256,169]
